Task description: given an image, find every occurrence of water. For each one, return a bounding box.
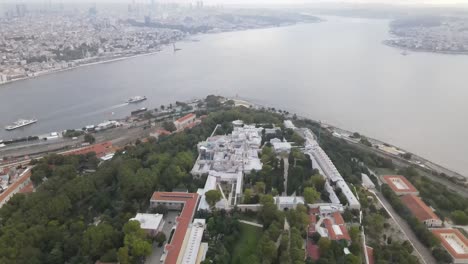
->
[1,16,468,176]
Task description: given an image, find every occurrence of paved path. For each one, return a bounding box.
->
[239,220,263,228]
[370,190,436,264]
[282,156,289,196]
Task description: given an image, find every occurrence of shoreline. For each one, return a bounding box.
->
[383,40,468,56]
[0,50,164,87]
[0,21,322,88]
[234,96,467,181]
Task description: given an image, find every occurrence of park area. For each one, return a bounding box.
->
[231,223,263,264]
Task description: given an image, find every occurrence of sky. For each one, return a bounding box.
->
[5,0,468,5]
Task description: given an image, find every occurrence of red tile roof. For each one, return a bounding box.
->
[400,194,440,222]
[18,182,34,193]
[383,175,418,194]
[332,212,345,225]
[366,246,375,264]
[432,229,468,260]
[0,168,31,203]
[307,240,320,260]
[60,141,113,158]
[151,192,199,264]
[175,113,196,124]
[308,214,317,235]
[323,219,350,241]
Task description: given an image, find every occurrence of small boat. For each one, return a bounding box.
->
[127,96,147,104]
[5,119,38,131]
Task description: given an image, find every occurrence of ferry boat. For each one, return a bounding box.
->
[127,96,147,104]
[5,119,38,131]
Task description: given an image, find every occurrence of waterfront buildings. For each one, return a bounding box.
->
[431,229,468,264]
[383,175,419,196]
[174,113,197,131]
[401,194,442,227]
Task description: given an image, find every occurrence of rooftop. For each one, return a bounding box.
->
[180,219,206,264]
[400,194,440,222]
[432,229,468,260]
[175,113,196,124]
[383,175,418,194]
[60,141,114,158]
[130,213,164,231]
[151,192,199,264]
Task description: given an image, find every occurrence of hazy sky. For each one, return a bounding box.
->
[5,0,468,5]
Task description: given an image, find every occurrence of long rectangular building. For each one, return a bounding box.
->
[305,137,360,210]
[150,192,201,264]
[401,194,442,227]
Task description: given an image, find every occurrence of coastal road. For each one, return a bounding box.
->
[347,140,468,198]
[370,190,436,264]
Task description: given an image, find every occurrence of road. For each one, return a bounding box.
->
[370,190,436,264]
[282,156,289,196]
[347,140,468,198]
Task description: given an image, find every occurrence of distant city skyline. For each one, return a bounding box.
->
[2,0,468,6]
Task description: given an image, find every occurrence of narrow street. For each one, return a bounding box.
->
[282,156,289,196]
[370,190,436,264]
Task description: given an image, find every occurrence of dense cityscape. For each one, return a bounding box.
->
[0,3,318,84]
[385,16,468,54]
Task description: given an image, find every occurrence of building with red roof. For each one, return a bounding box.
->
[150,192,200,264]
[0,168,31,207]
[432,228,468,264]
[383,175,419,196]
[401,194,442,227]
[60,141,114,158]
[365,246,375,264]
[173,113,196,131]
[323,218,351,241]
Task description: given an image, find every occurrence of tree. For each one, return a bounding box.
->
[155,232,166,247]
[254,181,266,194]
[243,188,254,204]
[162,121,176,132]
[451,210,468,225]
[152,204,168,215]
[318,237,331,255]
[205,190,222,208]
[304,187,320,204]
[84,134,95,144]
[258,234,277,264]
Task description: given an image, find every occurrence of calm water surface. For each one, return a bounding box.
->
[1,16,467,175]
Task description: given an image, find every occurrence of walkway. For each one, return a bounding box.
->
[282,156,289,195]
[239,220,263,228]
[369,190,436,264]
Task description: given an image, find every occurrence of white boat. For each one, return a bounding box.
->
[127,96,147,103]
[5,119,38,131]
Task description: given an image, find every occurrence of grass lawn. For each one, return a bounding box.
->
[231,223,263,263]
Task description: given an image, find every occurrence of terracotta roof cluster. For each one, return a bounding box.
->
[175,113,196,124]
[323,218,350,241]
[0,168,31,203]
[61,141,113,158]
[150,192,199,264]
[432,228,468,260]
[383,175,418,194]
[401,194,440,222]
